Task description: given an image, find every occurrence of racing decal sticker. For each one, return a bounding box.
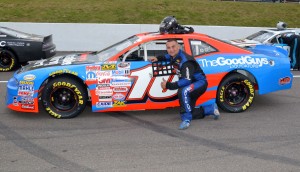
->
[98,95,112,101]
[50,69,78,76]
[86,65,101,81]
[101,64,117,70]
[112,69,130,76]
[96,71,112,78]
[111,79,132,87]
[23,74,36,81]
[18,81,34,96]
[113,100,126,107]
[98,78,111,87]
[96,101,113,108]
[198,56,269,68]
[118,62,130,69]
[113,87,128,93]
[279,77,291,85]
[112,93,126,101]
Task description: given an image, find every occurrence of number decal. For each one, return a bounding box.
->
[127,66,178,102]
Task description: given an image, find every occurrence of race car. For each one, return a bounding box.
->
[6,31,293,119]
[0,26,56,71]
[231,22,300,54]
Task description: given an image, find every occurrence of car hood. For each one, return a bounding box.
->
[231,39,261,47]
[18,52,96,73]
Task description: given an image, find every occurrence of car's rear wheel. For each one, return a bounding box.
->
[42,76,88,118]
[0,50,17,71]
[217,73,255,113]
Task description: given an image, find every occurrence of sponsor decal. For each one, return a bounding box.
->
[199,56,269,68]
[21,104,35,110]
[96,89,113,96]
[99,95,112,101]
[18,85,34,91]
[23,74,36,81]
[111,81,131,87]
[118,62,130,68]
[0,41,6,47]
[101,64,117,70]
[86,65,101,71]
[19,97,34,105]
[97,78,111,87]
[3,41,25,47]
[13,96,18,106]
[96,71,112,77]
[19,81,34,85]
[49,69,78,76]
[113,87,128,93]
[113,100,126,107]
[86,71,97,80]
[18,91,34,96]
[112,69,130,76]
[96,101,112,108]
[112,93,125,101]
[279,77,291,85]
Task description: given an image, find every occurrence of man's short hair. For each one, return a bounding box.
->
[167,39,178,43]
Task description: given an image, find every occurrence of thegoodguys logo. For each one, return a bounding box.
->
[199,56,269,68]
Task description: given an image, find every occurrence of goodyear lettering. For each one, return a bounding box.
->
[242,79,255,110]
[46,107,61,118]
[49,69,78,76]
[52,82,84,105]
[219,86,225,102]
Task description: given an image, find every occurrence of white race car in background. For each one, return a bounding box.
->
[231,22,300,55]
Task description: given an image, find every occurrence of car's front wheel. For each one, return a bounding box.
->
[217,73,255,113]
[0,50,18,71]
[42,76,88,118]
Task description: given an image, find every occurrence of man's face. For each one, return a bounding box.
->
[166,40,180,57]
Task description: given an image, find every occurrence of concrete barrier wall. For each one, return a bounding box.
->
[0,22,268,51]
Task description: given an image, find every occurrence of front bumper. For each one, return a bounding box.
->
[6,77,39,113]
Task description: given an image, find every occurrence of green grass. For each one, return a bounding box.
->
[0,0,299,27]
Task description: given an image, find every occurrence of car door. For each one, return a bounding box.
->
[110,39,184,111]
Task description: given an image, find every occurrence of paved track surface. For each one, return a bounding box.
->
[1,52,300,172]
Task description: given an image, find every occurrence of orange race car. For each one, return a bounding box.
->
[6,25,292,118]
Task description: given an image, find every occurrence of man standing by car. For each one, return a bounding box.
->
[150,39,220,130]
[279,33,300,70]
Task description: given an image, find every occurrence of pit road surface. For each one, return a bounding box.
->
[1,52,300,172]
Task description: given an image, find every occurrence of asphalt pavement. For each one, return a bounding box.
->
[1,53,300,172]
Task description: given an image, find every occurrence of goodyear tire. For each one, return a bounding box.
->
[42,76,88,118]
[217,73,255,113]
[0,50,17,71]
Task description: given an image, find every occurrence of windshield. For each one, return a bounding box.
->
[245,31,274,43]
[0,27,33,39]
[94,35,140,62]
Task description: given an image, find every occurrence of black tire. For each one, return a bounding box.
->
[217,73,255,113]
[42,76,88,118]
[0,50,18,71]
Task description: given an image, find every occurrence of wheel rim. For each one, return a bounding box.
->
[0,52,12,68]
[50,87,77,111]
[224,81,248,106]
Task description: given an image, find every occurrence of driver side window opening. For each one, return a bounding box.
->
[120,39,184,62]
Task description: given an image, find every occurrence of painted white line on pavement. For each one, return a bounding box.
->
[0,81,8,83]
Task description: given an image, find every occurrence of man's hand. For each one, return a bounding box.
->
[149,57,158,62]
[161,78,167,90]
